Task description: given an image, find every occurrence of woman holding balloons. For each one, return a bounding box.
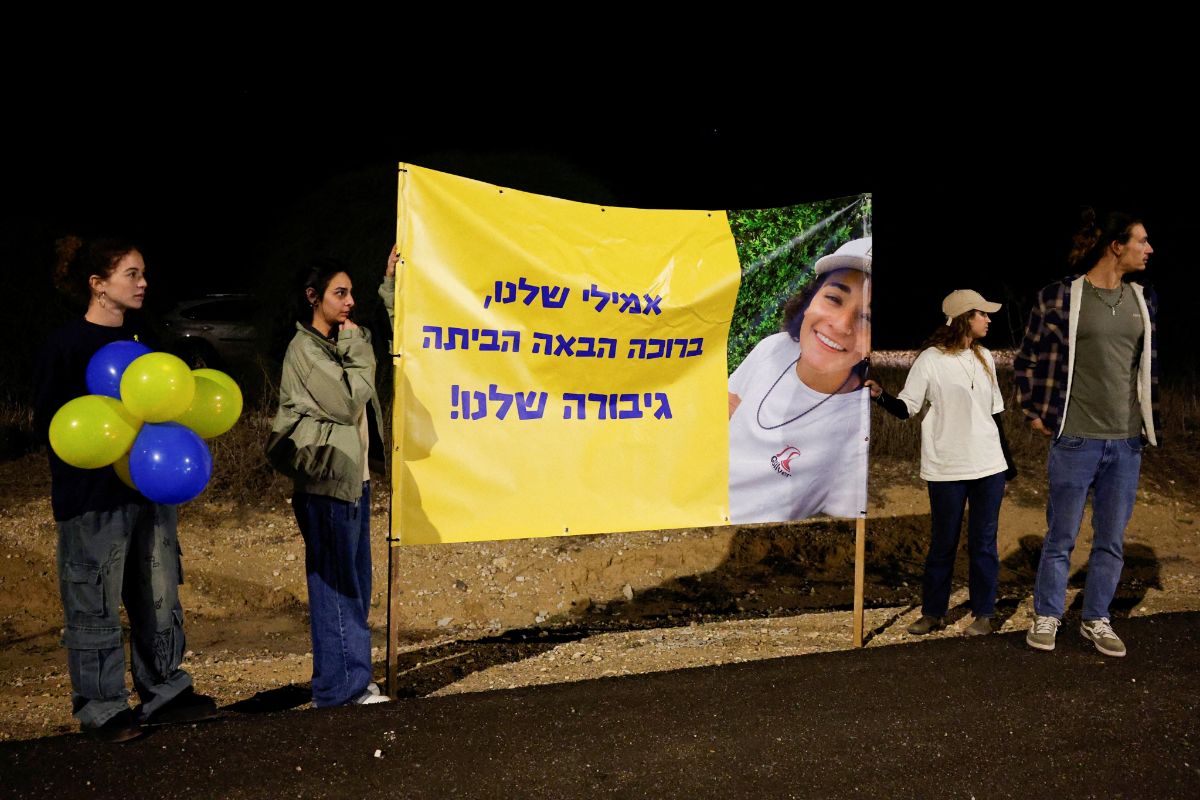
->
[31,236,218,742]
[266,253,395,707]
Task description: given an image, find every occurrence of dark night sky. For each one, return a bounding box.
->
[4,86,1196,374]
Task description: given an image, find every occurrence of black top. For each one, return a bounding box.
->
[31,317,153,520]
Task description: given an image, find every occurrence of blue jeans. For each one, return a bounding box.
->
[923,472,1005,618]
[293,482,374,707]
[1033,436,1142,621]
[56,503,193,728]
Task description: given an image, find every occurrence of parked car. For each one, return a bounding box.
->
[162,294,258,372]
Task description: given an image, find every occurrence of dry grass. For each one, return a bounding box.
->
[869,353,1200,499]
[5,352,1197,506]
[205,399,293,504]
[0,402,34,461]
[867,361,1038,463]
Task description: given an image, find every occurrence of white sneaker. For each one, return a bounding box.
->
[351,685,391,705]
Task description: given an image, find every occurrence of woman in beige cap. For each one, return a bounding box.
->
[867,290,1016,636]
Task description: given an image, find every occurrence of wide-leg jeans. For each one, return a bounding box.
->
[293,482,373,707]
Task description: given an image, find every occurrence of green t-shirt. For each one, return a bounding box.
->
[1062,280,1143,439]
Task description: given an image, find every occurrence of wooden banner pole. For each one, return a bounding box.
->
[853,516,866,648]
[385,344,404,697]
[386,201,406,698]
[386,502,401,697]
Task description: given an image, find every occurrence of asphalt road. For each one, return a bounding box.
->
[4,612,1198,799]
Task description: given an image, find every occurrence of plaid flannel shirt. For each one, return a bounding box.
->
[1014,275,1160,444]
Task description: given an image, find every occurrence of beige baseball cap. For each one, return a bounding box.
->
[942,289,1001,323]
[814,237,872,275]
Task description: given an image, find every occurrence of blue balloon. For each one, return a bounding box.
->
[128,422,213,504]
[86,340,153,399]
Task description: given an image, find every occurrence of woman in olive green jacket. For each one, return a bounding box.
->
[266,251,395,707]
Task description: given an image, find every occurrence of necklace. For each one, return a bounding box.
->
[756,357,855,430]
[1084,275,1125,316]
[952,349,976,390]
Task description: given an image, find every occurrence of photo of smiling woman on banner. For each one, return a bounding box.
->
[728,237,872,523]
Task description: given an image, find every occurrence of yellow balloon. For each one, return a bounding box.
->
[49,395,142,469]
[175,373,243,439]
[120,352,196,422]
[192,368,239,395]
[112,452,138,491]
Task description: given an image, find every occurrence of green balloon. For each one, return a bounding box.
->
[49,395,142,469]
[175,373,243,439]
[120,352,196,422]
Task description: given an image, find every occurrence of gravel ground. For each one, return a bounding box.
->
[2,445,1198,743]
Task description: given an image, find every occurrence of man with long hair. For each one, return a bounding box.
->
[1016,209,1159,657]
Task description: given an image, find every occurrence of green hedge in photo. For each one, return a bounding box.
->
[727,194,871,373]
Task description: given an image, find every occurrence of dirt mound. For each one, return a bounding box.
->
[2,451,1198,742]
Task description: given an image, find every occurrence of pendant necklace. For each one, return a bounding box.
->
[953,349,977,390]
[756,357,855,430]
[1084,275,1124,316]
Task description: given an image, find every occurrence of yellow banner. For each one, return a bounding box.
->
[391,165,741,544]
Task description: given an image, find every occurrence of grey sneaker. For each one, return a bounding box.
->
[1081,618,1126,657]
[1026,615,1060,651]
[964,616,992,636]
[907,615,945,635]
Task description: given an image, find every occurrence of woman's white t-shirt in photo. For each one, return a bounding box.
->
[728,332,869,524]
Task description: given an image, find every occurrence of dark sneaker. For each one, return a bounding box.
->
[1026,615,1060,651]
[83,708,144,743]
[1081,618,1127,657]
[144,687,219,725]
[964,616,992,636]
[906,615,945,635]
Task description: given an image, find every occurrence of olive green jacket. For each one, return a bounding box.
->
[266,323,386,501]
[378,274,395,333]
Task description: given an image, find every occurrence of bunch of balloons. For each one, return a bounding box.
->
[48,341,243,504]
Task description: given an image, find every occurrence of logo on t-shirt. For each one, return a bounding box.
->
[771,445,801,477]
